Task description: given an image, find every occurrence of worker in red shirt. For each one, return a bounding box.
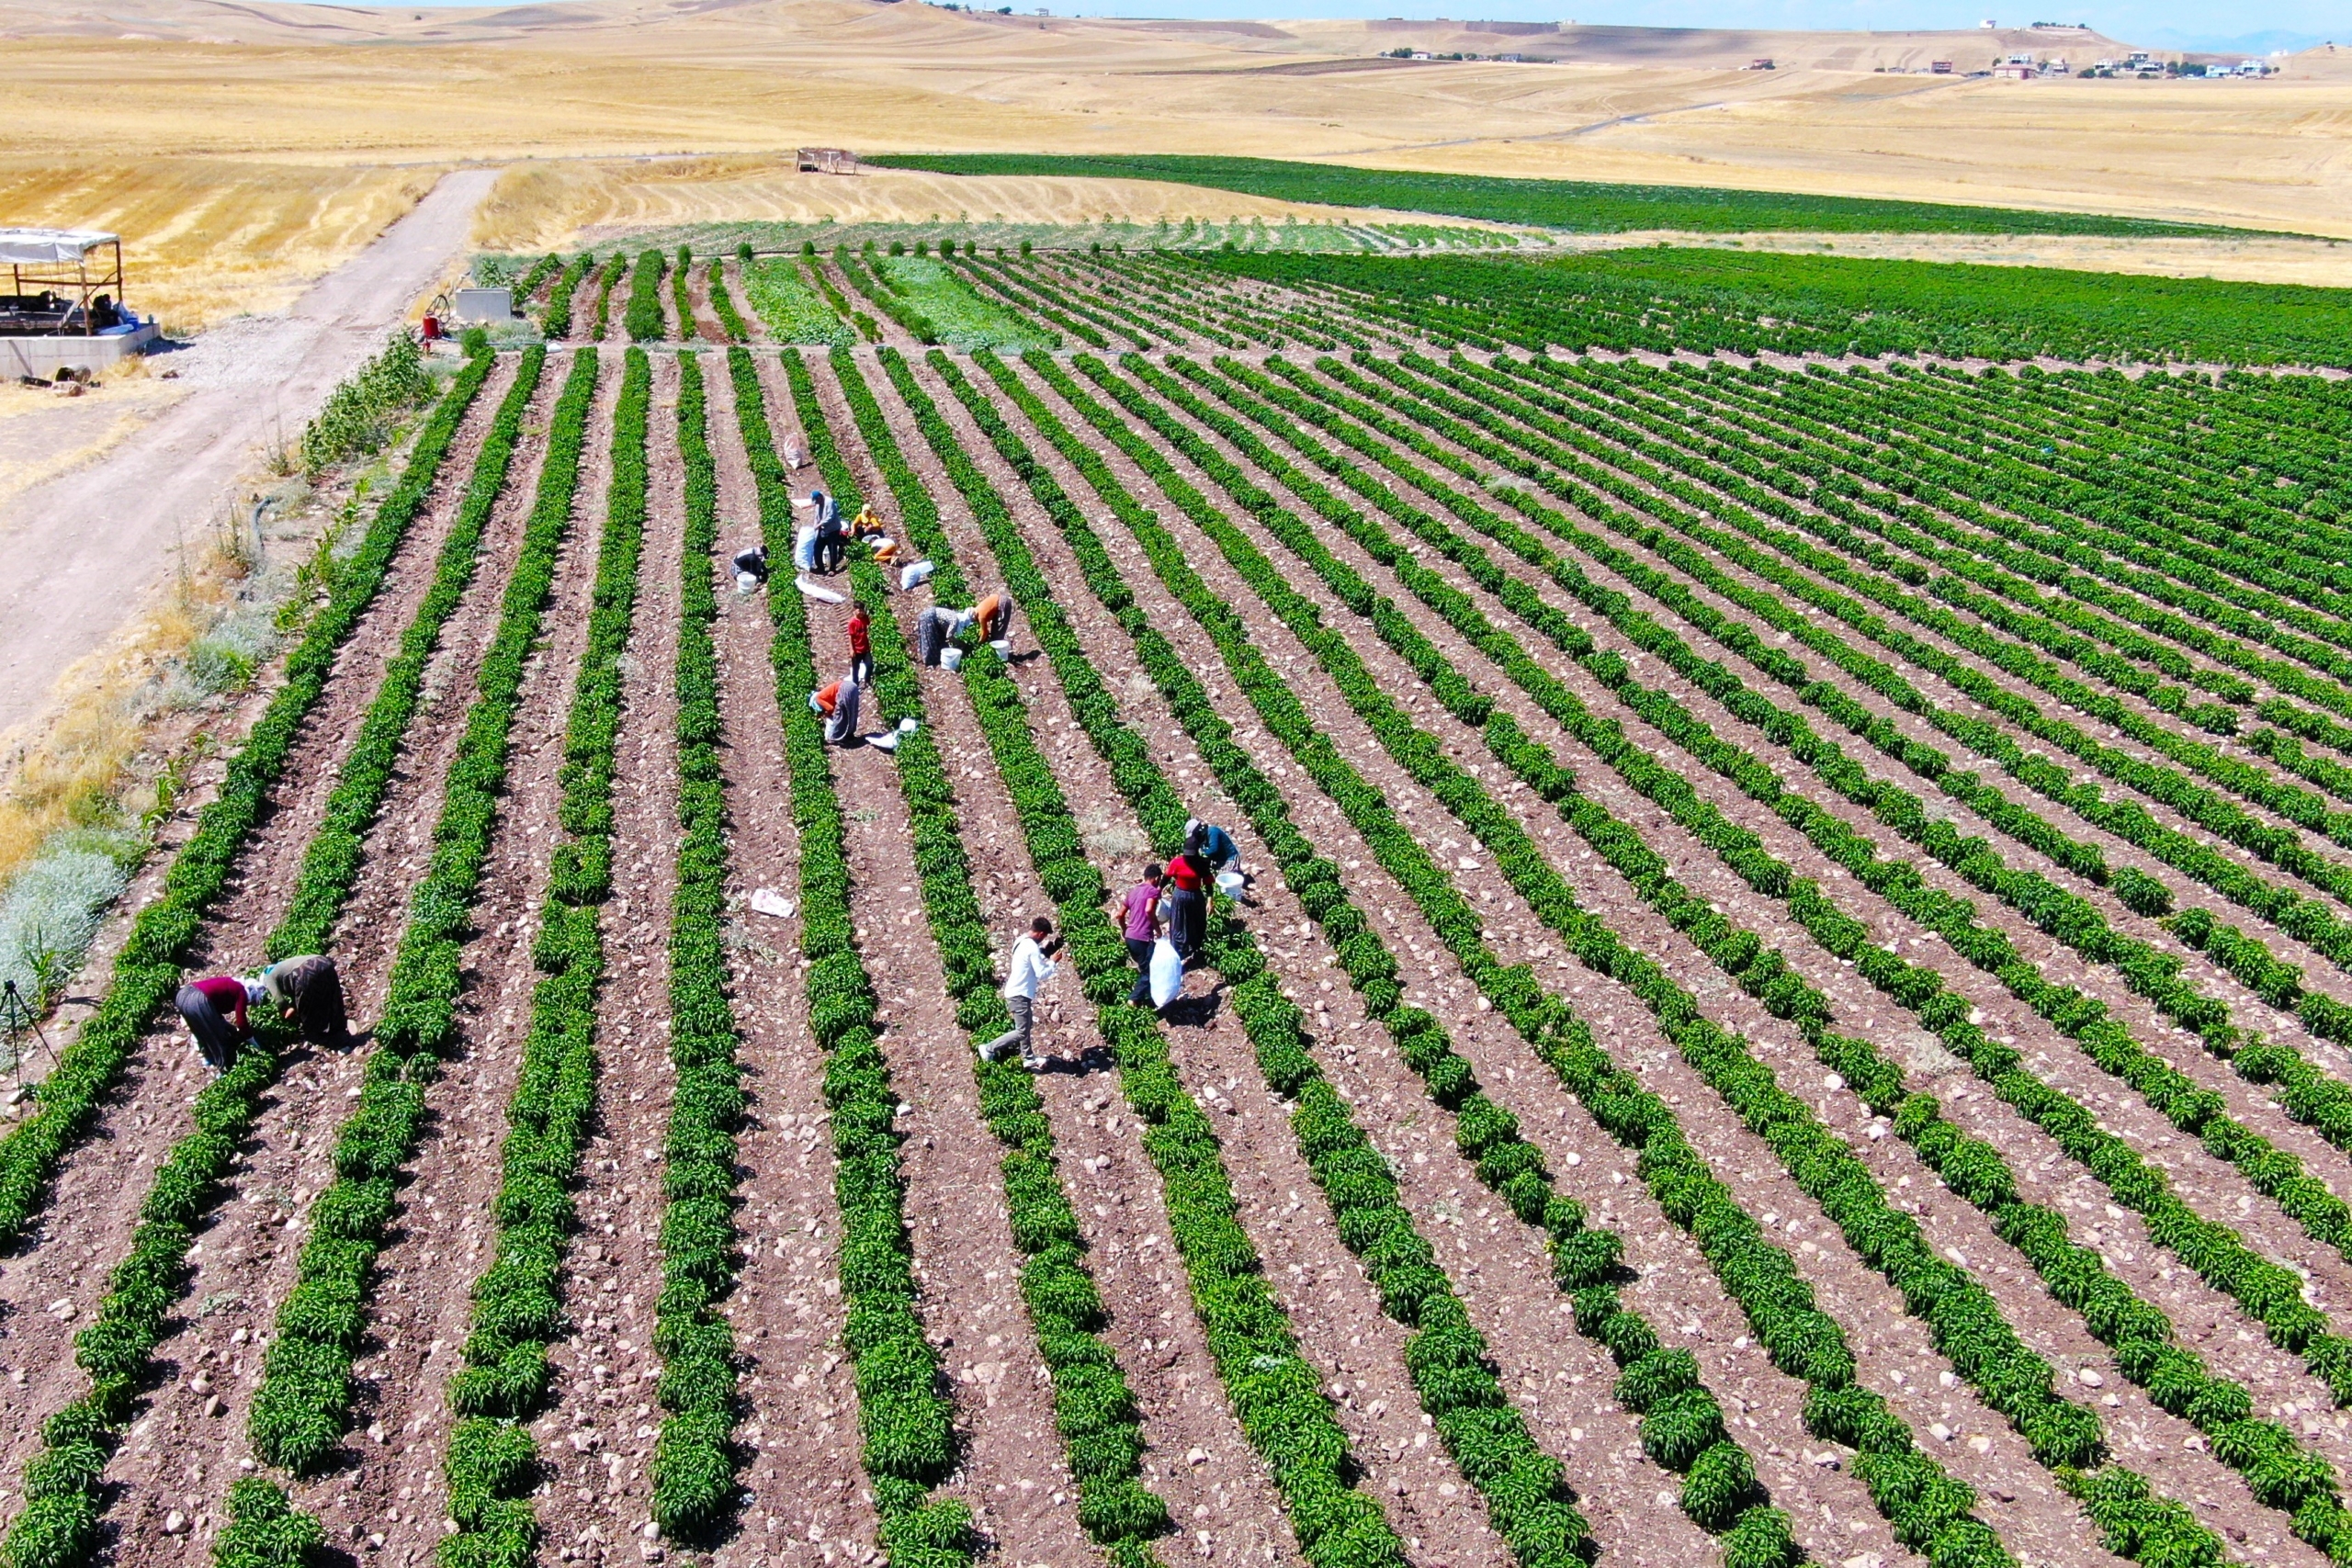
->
[847,601,873,686]
[175,973,258,1074]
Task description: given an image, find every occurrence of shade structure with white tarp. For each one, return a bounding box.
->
[0,227,155,378]
[1,228,131,336]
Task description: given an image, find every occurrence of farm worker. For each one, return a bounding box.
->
[869,537,901,566]
[812,491,845,572]
[1120,865,1166,1006]
[850,503,887,539]
[732,543,769,591]
[970,592,1015,644]
[847,602,874,686]
[259,954,353,1050]
[811,675,861,745]
[1164,864,1207,965]
[982,917,1066,1070]
[175,974,255,1075]
[913,605,959,667]
[1185,818,1244,885]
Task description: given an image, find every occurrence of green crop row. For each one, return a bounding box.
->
[1209,353,2352,1411]
[438,344,651,1568]
[707,249,750,343]
[956,254,1116,348]
[591,254,626,342]
[0,345,528,1568]
[238,346,599,1495]
[721,345,972,1557]
[1312,353,2352,1254]
[513,254,561,301]
[300,332,436,479]
[625,250,668,344]
[670,246,695,342]
[882,344,1421,1568]
[0,344,500,1247]
[1093,352,2310,1560]
[805,256,876,343]
[1023,346,2030,1567]
[1452,353,2352,957]
[969,351,1835,1564]
[272,350,548,957]
[836,247,937,344]
[541,253,594,339]
[643,350,750,1541]
[798,346,1176,1564]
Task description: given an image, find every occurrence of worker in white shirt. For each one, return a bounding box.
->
[981,916,1064,1071]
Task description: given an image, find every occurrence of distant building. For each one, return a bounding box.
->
[1930,58,1954,72]
[1745,56,1774,69]
[1993,60,2034,76]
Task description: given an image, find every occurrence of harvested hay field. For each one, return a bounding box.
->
[7,248,2352,1568]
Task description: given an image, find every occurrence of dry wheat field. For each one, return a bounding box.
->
[6,242,2352,1568]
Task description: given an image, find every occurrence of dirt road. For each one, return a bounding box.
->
[0,165,497,747]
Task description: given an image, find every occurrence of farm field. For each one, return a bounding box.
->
[10,248,2352,1568]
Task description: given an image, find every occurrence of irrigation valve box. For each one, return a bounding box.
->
[453,287,516,323]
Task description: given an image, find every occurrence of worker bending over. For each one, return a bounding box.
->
[261,954,354,1050]
[732,543,769,591]
[175,973,260,1074]
[969,592,1015,645]
[812,674,862,745]
[912,604,965,667]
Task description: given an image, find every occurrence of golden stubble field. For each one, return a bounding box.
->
[0,0,2347,335]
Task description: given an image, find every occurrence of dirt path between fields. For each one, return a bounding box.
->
[0,167,500,750]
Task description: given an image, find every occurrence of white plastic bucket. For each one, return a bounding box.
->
[941,647,965,671]
[1216,869,1246,899]
[735,571,760,594]
[900,559,935,591]
[989,638,1011,660]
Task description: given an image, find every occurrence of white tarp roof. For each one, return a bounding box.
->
[0,230,119,266]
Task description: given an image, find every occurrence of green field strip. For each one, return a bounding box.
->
[870,153,2235,241]
[218,344,599,1555]
[542,253,594,339]
[0,345,514,1567]
[1690,365,2352,719]
[788,344,1176,1567]
[983,344,2071,1567]
[625,249,668,344]
[590,254,625,343]
[435,344,651,1566]
[956,253,1124,348]
[1310,351,2352,1184]
[1196,351,2352,1356]
[1035,343,2335,1565]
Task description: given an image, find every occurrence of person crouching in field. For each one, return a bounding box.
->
[812,674,861,745]
[261,954,354,1050]
[175,973,259,1074]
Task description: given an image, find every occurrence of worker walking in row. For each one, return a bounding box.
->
[812,674,861,745]
[1120,865,1165,1007]
[982,917,1064,1071]
[848,601,873,687]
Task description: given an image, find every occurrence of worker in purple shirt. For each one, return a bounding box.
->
[1120,864,1166,1006]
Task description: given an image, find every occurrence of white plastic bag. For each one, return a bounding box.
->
[796,575,844,604]
[794,525,818,571]
[1150,938,1183,1010]
[900,558,935,591]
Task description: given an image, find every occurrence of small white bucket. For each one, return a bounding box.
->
[989,638,1011,660]
[735,571,761,594]
[942,647,966,671]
